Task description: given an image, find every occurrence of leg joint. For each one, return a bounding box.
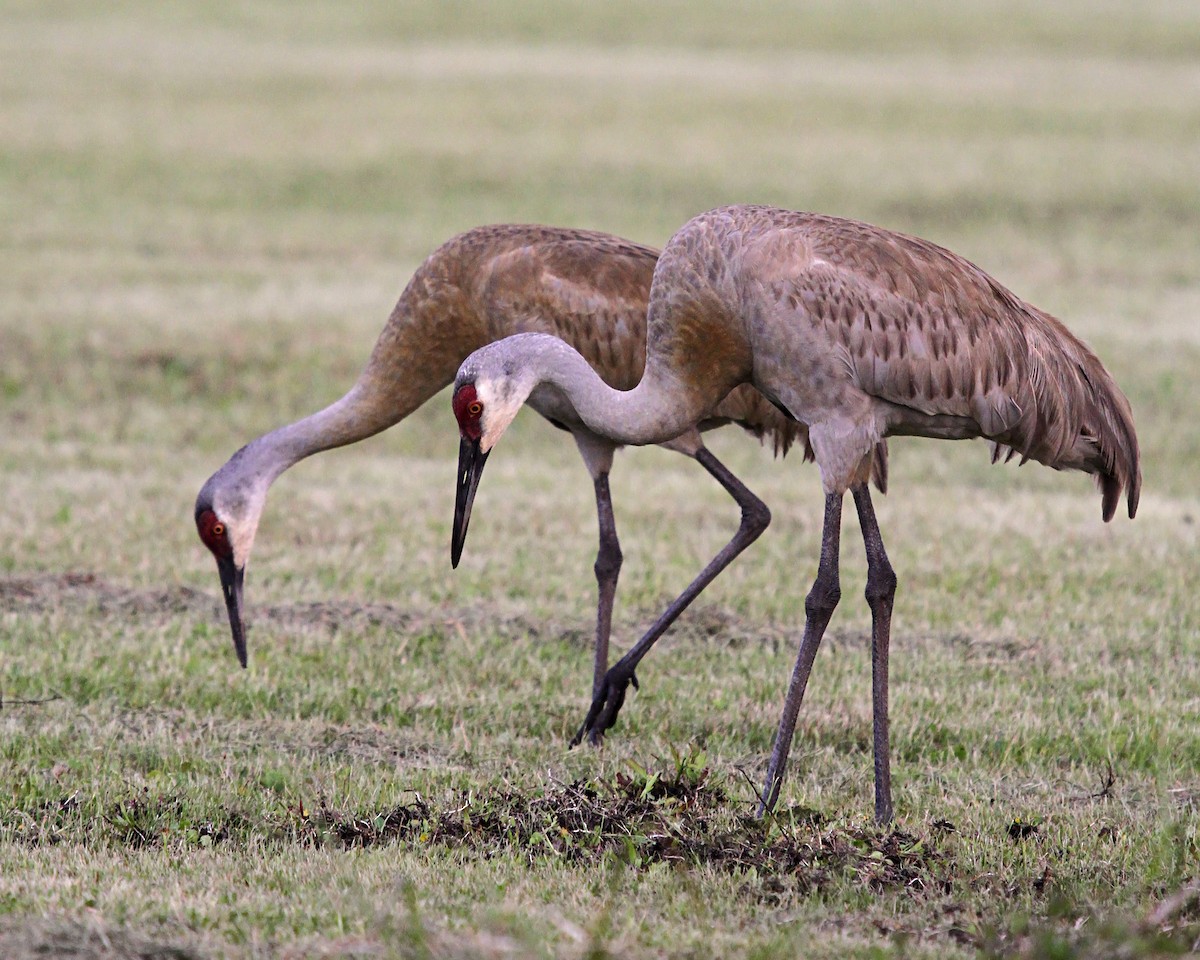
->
[864,564,897,606]
[741,497,772,538]
[805,579,841,620]
[594,541,623,582]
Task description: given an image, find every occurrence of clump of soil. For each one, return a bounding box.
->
[288,765,949,896]
[7,759,951,898]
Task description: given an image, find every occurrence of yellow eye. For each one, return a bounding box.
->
[212,523,225,537]
[468,402,483,416]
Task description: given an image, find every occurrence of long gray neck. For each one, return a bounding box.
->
[207,384,382,499]
[518,334,707,446]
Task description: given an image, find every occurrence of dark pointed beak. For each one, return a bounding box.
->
[452,436,490,568]
[216,555,247,668]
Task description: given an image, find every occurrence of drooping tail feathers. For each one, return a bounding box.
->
[981,289,1141,522]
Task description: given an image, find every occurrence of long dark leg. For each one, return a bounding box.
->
[571,447,771,747]
[852,483,897,824]
[757,491,843,816]
[590,472,623,700]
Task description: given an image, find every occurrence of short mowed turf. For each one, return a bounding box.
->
[2,2,1199,957]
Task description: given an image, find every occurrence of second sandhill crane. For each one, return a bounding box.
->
[194,224,801,701]
[451,204,1141,823]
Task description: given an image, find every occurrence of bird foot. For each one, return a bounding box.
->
[569,667,639,748]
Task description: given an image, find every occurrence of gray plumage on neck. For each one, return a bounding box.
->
[194,387,382,566]
[456,333,698,448]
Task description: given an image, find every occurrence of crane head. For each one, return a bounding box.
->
[449,359,538,567]
[195,503,247,667]
[194,468,269,669]
[450,381,491,568]
[450,336,550,566]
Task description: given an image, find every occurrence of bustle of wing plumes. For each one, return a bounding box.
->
[773,209,1143,521]
[843,265,1142,520]
[976,277,1141,522]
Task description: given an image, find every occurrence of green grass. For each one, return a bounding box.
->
[2,1,1199,957]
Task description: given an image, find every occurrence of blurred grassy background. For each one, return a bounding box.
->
[1,2,1199,958]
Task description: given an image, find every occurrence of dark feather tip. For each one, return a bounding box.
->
[1101,473,1119,523]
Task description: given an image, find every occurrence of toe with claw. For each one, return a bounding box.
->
[569,666,639,747]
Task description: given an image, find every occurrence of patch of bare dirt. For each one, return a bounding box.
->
[0,572,421,635]
[0,914,528,960]
[0,573,586,643]
[663,604,795,649]
[0,572,211,617]
[0,573,788,647]
[0,916,202,960]
[82,704,445,769]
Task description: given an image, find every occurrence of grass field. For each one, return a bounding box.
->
[2,2,1199,957]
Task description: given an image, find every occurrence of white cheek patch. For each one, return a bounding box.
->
[214,480,269,569]
[475,379,523,454]
[227,514,260,569]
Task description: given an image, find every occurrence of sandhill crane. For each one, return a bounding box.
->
[450,204,1141,822]
[194,224,801,703]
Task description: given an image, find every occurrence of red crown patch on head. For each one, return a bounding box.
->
[453,384,484,441]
